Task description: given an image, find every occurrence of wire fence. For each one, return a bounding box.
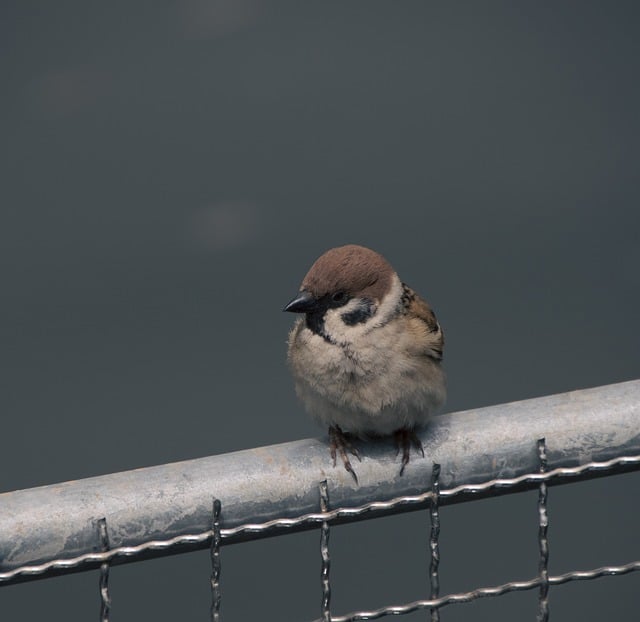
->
[1,380,639,620]
[3,446,640,621]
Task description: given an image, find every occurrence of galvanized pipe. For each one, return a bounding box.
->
[1,380,639,585]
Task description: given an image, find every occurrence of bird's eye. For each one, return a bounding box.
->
[332,291,346,303]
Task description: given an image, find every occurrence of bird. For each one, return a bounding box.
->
[284,244,446,482]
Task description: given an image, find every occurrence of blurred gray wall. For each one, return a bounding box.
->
[1,2,639,620]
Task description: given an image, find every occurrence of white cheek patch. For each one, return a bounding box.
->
[372,274,403,328]
[322,274,403,344]
[323,306,355,341]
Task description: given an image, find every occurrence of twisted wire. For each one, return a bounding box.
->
[429,464,441,622]
[537,439,550,622]
[319,480,332,622]
[319,560,640,622]
[98,518,111,622]
[210,498,222,622]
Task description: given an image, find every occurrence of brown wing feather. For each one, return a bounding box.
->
[402,283,445,361]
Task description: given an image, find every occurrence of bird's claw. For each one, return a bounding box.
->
[394,428,424,476]
[329,425,361,483]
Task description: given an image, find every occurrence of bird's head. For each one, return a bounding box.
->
[284,245,401,341]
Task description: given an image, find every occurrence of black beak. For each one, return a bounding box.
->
[283,290,317,313]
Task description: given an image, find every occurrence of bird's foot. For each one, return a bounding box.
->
[394,428,425,476]
[328,425,361,483]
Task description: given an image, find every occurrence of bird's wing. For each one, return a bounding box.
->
[402,284,445,361]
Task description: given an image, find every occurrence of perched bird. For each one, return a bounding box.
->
[284,244,446,481]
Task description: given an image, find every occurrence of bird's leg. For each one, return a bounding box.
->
[394,428,425,476]
[328,425,361,483]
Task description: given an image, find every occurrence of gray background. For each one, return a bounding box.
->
[1,1,639,620]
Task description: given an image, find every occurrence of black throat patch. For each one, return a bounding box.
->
[305,312,337,345]
[305,311,326,337]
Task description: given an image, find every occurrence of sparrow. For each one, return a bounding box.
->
[284,244,446,481]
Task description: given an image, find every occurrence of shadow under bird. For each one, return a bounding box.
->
[284,244,446,482]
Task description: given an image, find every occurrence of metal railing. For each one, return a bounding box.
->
[1,379,639,620]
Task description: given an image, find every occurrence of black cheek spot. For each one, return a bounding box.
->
[341,300,375,326]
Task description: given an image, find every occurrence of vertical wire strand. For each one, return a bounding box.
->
[97,518,111,622]
[537,438,550,622]
[210,498,222,622]
[319,480,332,622]
[429,464,441,622]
